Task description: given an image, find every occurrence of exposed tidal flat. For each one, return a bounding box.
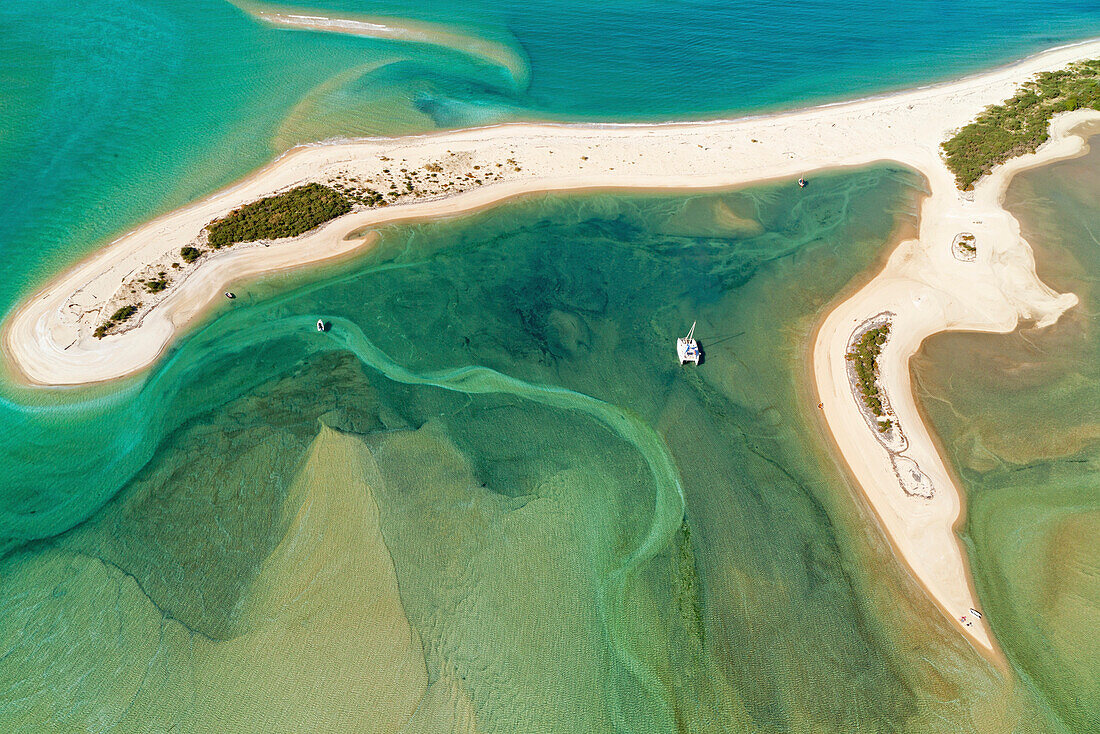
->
[913,139,1100,732]
[0,170,1075,731]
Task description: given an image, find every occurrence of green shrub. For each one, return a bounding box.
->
[144,278,169,294]
[110,305,139,322]
[205,183,352,248]
[95,302,142,338]
[943,59,1100,189]
[180,246,201,263]
[846,324,892,420]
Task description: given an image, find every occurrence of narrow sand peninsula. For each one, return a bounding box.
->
[7,40,1100,655]
[813,108,1098,656]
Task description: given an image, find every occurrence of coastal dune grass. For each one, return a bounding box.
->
[846,324,892,432]
[942,59,1100,189]
[93,304,140,339]
[205,183,352,248]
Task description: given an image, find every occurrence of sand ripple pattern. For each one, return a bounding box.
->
[323,315,686,731]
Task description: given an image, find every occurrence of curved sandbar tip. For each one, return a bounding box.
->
[232,0,531,88]
[6,40,1100,657]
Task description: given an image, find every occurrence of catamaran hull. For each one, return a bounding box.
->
[677,338,700,365]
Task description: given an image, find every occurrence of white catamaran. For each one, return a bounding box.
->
[677,321,701,365]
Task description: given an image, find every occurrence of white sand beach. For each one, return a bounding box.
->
[6,39,1100,657]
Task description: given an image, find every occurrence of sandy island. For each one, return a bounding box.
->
[6,40,1100,657]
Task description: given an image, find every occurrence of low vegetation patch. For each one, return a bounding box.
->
[110,305,139,322]
[144,276,170,294]
[847,324,893,432]
[180,246,202,263]
[942,59,1100,189]
[205,183,352,248]
[94,303,141,339]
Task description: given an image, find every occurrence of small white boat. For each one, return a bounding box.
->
[677,321,701,365]
[317,319,326,332]
[969,608,982,619]
[798,177,806,188]
[224,292,235,299]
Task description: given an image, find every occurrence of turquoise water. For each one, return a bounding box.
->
[2,0,1100,305]
[2,1,1100,731]
[287,0,1100,118]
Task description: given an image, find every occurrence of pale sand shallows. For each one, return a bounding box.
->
[7,40,1100,656]
[231,0,530,85]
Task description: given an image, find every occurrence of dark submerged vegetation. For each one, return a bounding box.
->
[205,183,352,248]
[942,59,1100,189]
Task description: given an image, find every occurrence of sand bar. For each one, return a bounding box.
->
[6,39,1100,656]
[233,0,530,85]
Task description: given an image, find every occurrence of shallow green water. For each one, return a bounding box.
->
[0,168,1077,731]
[3,2,1100,729]
[913,142,1100,733]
